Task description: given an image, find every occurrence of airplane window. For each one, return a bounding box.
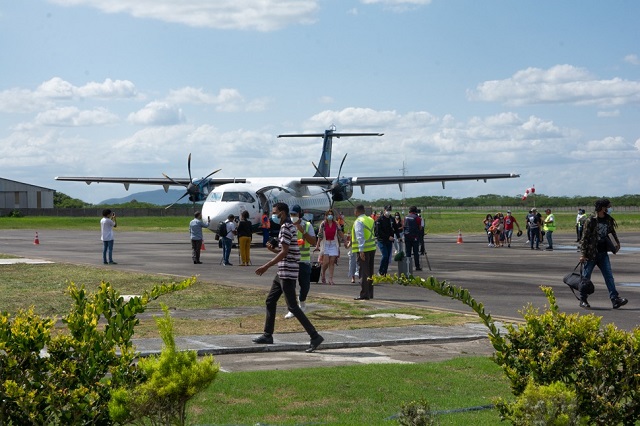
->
[240,192,256,203]
[209,192,222,202]
[220,192,256,203]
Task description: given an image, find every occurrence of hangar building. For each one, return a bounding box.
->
[0,177,55,209]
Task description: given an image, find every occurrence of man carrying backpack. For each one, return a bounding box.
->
[404,206,422,271]
[221,214,237,265]
[578,198,628,310]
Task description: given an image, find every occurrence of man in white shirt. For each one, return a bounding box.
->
[100,209,117,264]
[222,214,237,265]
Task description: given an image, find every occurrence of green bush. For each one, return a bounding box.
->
[109,304,219,425]
[375,276,640,425]
[497,380,587,425]
[0,277,196,424]
[397,398,439,425]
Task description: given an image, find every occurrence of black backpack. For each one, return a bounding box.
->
[216,221,227,239]
[404,214,420,239]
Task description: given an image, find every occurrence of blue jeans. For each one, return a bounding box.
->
[377,240,393,275]
[581,252,619,300]
[529,228,540,249]
[545,230,553,249]
[222,237,232,264]
[102,240,114,263]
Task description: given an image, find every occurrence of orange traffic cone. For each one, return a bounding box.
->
[34,232,40,245]
[201,241,206,251]
[456,230,463,244]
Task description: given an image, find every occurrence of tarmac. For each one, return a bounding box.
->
[2,229,639,371]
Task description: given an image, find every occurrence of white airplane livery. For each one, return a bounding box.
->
[56,127,520,231]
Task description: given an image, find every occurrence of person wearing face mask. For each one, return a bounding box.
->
[284,205,317,319]
[503,210,521,248]
[374,205,396,275]
[393,212,403,254]
[350,204,377,300]
[577,198,628,310]
[543,208,556,251]
[315,209,344,285]
[253,202,324,352]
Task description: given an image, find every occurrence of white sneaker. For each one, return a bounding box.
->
[284,311,295,319]
[300,301,306,311]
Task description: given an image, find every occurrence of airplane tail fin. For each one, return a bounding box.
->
[278,127,383,177]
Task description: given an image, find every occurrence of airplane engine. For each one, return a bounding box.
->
[331,178,353,202]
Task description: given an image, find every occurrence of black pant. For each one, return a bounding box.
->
[358,250,376,299]
[405,238,421,269]
[263,275,319,338]
[191,239,202,262]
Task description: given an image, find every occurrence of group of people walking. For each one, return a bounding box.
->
[101,197,628,356]
[481,199,628,310]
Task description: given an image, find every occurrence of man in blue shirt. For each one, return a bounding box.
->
[189,211,209,264]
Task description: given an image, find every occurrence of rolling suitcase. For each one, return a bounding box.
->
[309,255,322,284]
[310,261,321,283]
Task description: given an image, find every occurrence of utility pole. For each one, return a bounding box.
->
[399,161,407,214]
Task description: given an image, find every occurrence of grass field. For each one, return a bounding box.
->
[3,210,640,233]
[187,356,511,425]
[0,245,510,424]
[0,262,475,338]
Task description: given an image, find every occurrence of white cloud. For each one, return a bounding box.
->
[48,0,319,31]
[597,110,620,118]
[35,106,119,127]
[0,78,138,113]
[360,0,432,12]
[0,88,54,113]
[128,101,185,125]
[38,77,138,100]
[165,87,267,112]
[468,64,640,107]
[571,136,638,160]
[624,54,640,65]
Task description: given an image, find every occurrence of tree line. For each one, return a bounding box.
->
[55,191,640,209]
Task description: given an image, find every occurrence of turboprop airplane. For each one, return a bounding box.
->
[55,127,520,231]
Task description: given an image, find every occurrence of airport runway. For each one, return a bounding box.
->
[1,229,639,331]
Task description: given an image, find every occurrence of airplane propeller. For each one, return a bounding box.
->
[163,153,221,209]
[312,153,354,208]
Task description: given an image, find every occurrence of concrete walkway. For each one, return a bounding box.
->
[131,323,496,357]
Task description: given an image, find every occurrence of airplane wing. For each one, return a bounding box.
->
[54,176,246,191]
[299,173,520,191]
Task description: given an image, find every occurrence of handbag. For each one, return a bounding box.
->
[605,233,619,254]
[563,262,594,300]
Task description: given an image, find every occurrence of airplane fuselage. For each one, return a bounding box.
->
[200,178,331,231]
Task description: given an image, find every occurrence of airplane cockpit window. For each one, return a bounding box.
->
[209,192,222,202]
[221,192,256,203]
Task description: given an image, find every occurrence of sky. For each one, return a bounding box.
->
[1,0,639,204]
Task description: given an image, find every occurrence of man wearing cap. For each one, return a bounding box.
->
[374,205,397,275]
[284,205,317,319]
[526,208,542,250]
[578,198,627,310]
[403,206,423,271]
[503,210,521,248]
